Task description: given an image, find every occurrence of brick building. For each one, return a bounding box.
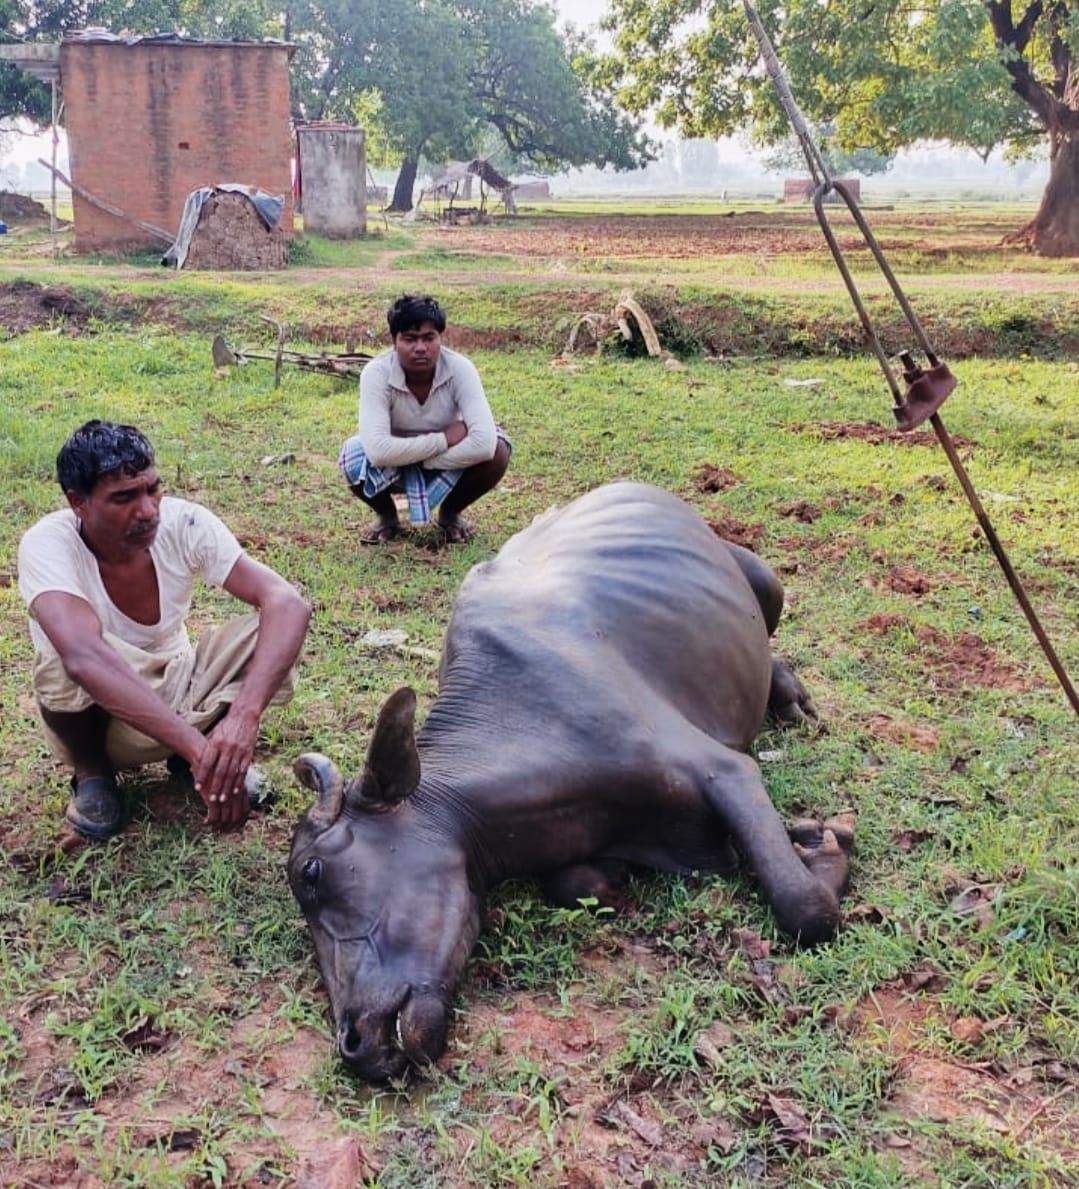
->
[59,32,294,252]
[783,177,861,203]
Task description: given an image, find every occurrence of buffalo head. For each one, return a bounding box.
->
[288,688,481,1081]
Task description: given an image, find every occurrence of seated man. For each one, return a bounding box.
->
[340,294,511,543]
[17,420,311,841]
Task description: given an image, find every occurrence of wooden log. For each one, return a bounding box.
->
[37,159,173,244]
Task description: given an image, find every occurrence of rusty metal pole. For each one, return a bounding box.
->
[742,1,1078,716]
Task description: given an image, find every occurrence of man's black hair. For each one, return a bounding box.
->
[56,420,155,497]
[387,294,446,337]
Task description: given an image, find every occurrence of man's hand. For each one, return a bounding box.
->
[443,420,468,447]
[192,706,259,826]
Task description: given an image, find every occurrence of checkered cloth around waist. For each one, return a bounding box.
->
[339,430,510,525]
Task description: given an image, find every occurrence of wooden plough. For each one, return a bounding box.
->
[564,290,664,358]
[212,317,374,386]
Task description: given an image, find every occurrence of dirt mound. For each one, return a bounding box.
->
[708,515,766,550]
[184,192,288,271]
[881,565,934,596]
[0,191,49,222]
[694,463,741,493]
[0,280,92,334]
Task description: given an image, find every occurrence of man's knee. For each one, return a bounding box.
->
[485,439,511,481]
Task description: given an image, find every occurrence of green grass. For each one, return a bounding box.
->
[0,205,1076,1185]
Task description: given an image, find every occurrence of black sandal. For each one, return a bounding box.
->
[66,775,124,841]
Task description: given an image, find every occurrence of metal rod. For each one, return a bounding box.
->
[929,414,1079,715]
[810,184,903,404]
[742,0,1077,715]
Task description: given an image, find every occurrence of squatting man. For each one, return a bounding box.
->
[17,420,311,841]
[340,294,511,543]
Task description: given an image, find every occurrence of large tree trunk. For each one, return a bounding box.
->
[1007,134,1079,257]
[388,157,419,213]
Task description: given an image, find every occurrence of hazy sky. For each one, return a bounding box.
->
[554,0,614,45]
[554,0,612,27]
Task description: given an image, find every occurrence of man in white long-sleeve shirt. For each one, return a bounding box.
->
[339,295,511,543]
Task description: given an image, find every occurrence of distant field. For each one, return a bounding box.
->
[0,198,1076,1187]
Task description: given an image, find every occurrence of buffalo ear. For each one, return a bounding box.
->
[294,753,345,828]
[349,687,421,809]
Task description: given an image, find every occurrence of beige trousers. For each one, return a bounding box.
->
[34,613,294,770]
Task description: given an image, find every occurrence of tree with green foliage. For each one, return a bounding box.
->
[763,125,893,178]
[458,0,650,178]
[287,0,481,210]
[289,0,652,211]
[603,1,1079,255]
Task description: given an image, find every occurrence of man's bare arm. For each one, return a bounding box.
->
[222,555,311,720]
[191,556,311,823]
[31,592,207,766]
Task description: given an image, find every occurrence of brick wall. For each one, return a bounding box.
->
[61,41,294,252]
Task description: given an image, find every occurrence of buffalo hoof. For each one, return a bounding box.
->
[768,659,819,729]
[789,814,855,900]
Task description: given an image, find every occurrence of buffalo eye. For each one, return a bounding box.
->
[301,857,322,886]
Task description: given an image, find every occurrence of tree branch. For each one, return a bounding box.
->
[985,1,1059,129]
[1013,0,1044,52]
[1047,2,1072,100]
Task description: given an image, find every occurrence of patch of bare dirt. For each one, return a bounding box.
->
[776,499,823,523]
[442,325,528,350]
[777,533,853,566]
[865,713,940,752]
[915,624,1032,692]
[452,991,708,1186]
[693,463,741,493]
[97,998,348,1178]
[854,980,1079,1169]
[708,515,766,551]
[878,565,934,597]
[864,612,910,634]
[789,420,977,451]
[862,615,1032,692]
[422,213,911,260]
[0,280,91,334]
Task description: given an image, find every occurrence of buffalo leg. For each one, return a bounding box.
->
[540,861,627,909]
[725,542,783,636]
[725,544,818,726]
[698,748,847,945]
[768,658,819,728]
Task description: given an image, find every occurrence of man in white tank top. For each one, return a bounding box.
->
[17,420,312,840]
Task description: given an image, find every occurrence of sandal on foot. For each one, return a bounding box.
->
[66,776,124,841]
[437,516,476,544]
[360,520,404,545]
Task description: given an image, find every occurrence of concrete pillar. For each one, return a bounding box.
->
[297,127,367,238]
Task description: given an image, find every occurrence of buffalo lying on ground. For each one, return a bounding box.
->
[289,483,853,1081]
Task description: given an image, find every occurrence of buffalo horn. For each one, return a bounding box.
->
[293,753,345,827]
[348,687,421,809]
